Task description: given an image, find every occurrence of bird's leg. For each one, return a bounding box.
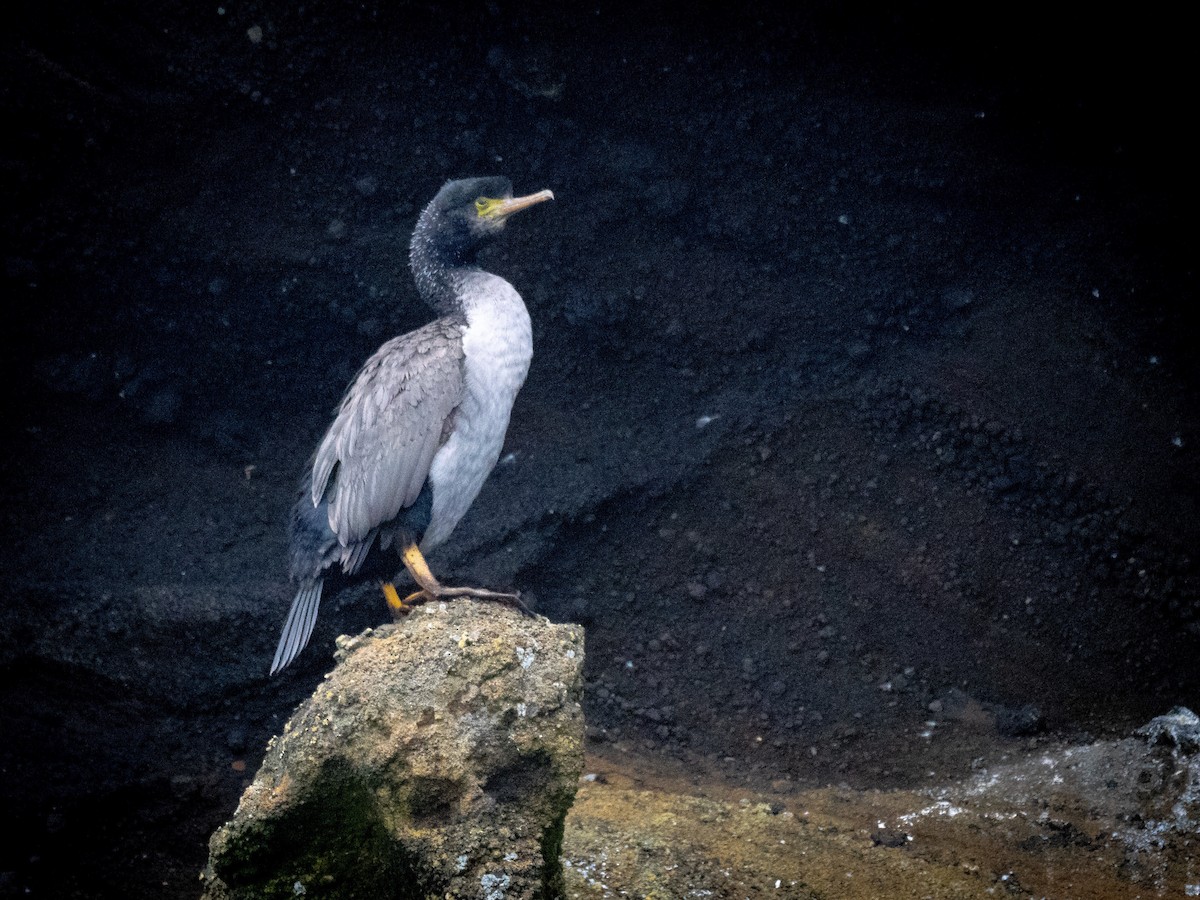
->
[381,581,412,621]
[397,541,533,616]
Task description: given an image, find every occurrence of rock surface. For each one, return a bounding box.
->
[201,603,584,900]
[564,709,1200,897]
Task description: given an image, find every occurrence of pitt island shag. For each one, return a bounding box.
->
[270,177,553,675]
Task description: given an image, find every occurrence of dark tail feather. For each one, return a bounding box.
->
[270,580,323,675]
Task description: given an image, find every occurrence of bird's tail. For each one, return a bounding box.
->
[270,579,324,676]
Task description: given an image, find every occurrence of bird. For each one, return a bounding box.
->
[269,176,553,675]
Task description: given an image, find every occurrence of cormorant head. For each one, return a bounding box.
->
[412,176,554,268]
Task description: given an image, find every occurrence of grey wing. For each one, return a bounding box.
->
[310,317,465,546]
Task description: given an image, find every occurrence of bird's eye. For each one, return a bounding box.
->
[475,196,503,218]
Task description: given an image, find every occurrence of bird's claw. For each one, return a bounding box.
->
[382,582,416,620]
[443,586,532,617]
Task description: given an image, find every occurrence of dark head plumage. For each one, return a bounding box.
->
[409,176,553,313]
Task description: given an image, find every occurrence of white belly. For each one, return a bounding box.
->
[423,272,532,549]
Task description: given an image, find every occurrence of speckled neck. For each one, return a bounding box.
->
[408,203,480,316]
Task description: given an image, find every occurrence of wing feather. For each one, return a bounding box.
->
[309,318,465,545]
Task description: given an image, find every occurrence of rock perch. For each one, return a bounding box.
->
[202,602,585,899]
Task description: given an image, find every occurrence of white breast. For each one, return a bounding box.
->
[423,272,532,549]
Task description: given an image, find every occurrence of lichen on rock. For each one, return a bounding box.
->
[202,602,585,899]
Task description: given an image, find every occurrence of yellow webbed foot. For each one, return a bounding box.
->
[381,581,413,620]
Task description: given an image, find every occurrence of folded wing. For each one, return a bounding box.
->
[310,317,465,546]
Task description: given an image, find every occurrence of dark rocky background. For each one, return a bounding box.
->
[2,1,1197,896]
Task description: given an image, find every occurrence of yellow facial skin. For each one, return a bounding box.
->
[475,196,504,217]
